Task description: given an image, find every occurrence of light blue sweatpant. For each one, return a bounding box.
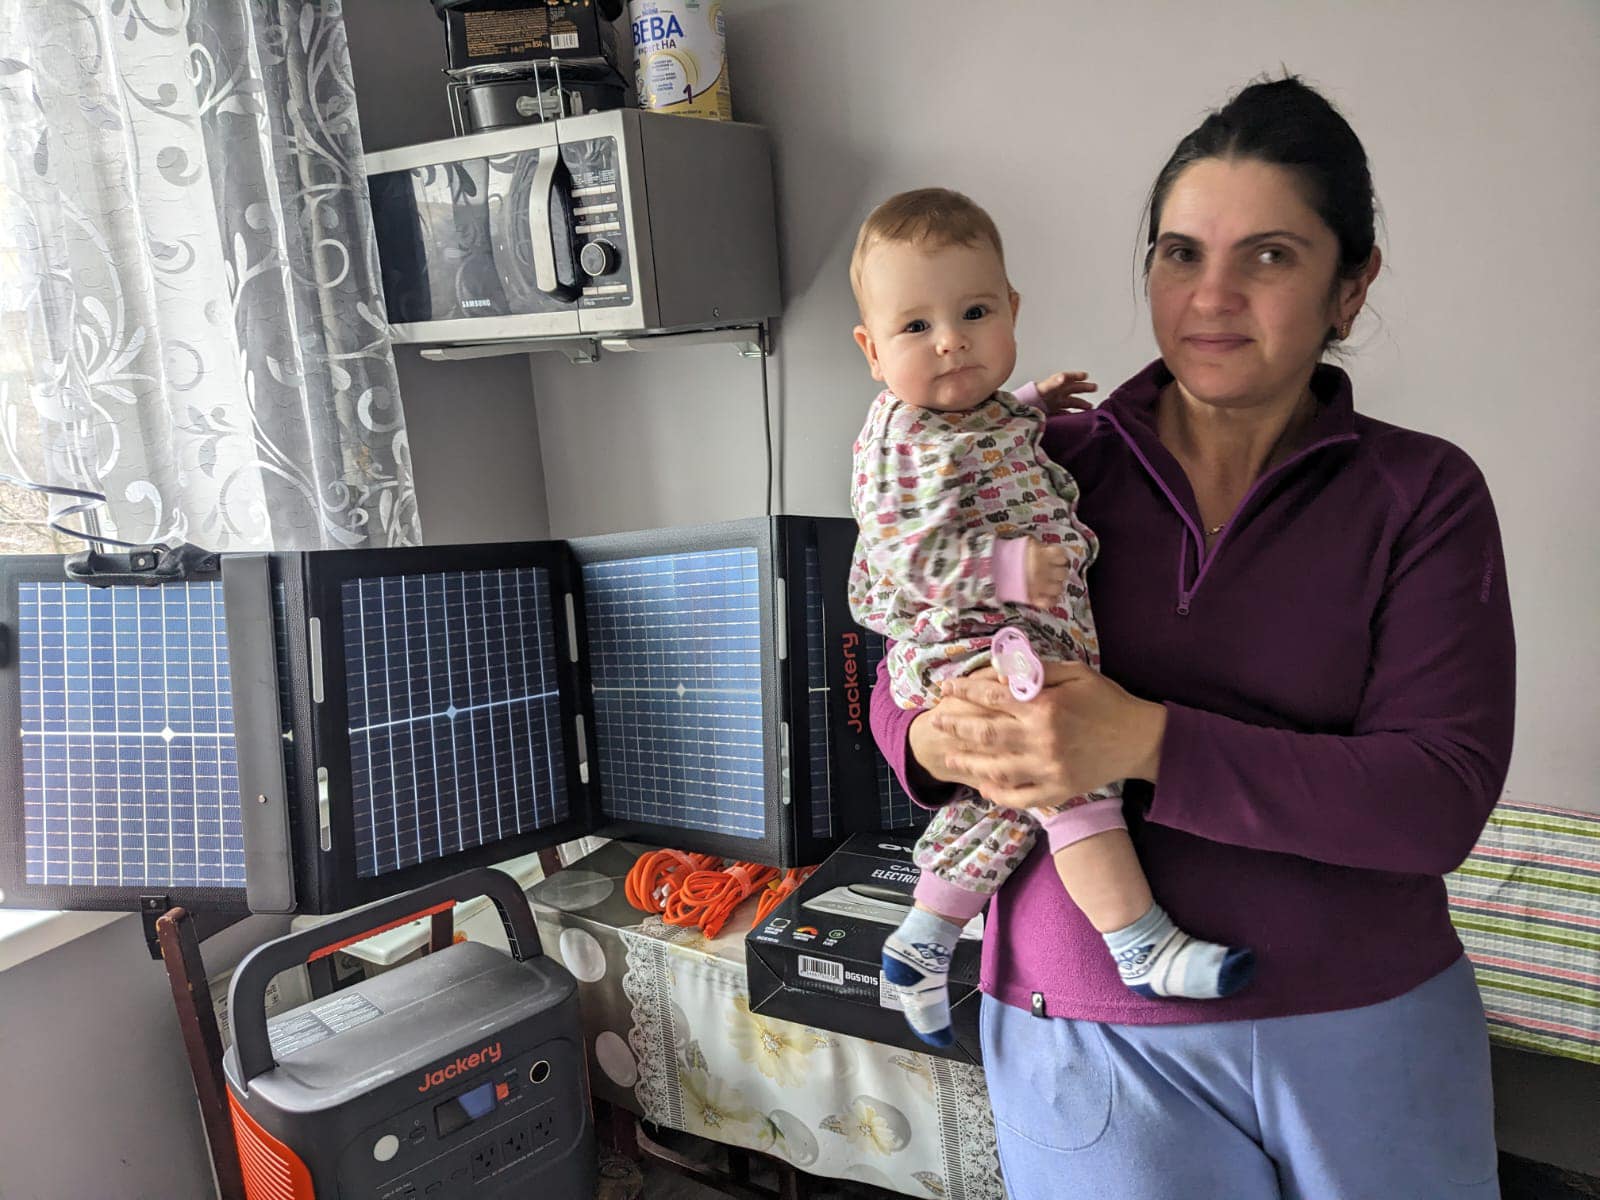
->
[980,956,1499,1200]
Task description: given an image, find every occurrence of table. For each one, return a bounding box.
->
[489,798,1600,1197]
[528,841,1005,1200]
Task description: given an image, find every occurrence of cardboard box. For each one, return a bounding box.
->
[746,832,986,1064]
[444,0,617,72]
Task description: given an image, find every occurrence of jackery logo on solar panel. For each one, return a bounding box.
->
[417,1040,503,1092]
[840,632,865,734]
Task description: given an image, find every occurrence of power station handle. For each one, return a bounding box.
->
[229,867,543,1087]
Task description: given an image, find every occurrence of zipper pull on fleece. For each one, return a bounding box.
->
[1174,529,1194,616]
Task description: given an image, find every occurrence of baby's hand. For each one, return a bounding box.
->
[1033,370,1098,414]
[1024,538,1070,608]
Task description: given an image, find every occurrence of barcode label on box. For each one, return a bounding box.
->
[551,32,579,50]
[798,955,844,986]
[879,972,903,1011]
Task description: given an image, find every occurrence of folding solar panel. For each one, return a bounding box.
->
[804,523,927,836]
[805,543,836,841]
[800,534,921,842]
[566,518,875,867]
[342,567,572,878]
[0,557,248,914]
[225,518,903,913]
[224,543,593,915]
[578,545,767,841]
[858,627,928,833]
[0,519,919,920]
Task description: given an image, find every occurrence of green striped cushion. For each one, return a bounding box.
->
[1446,801,1600,1065]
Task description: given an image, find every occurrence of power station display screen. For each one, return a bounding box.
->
[341,567,570,879]
[434,1079,498,1138]
[17,579,244,889]
[581,548,766,839]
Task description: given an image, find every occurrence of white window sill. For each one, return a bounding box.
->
[0,909,125,973]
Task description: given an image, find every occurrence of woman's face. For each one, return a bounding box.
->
[1148,157,1373,411]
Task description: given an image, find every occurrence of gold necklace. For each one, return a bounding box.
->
[1163,382,1316,544]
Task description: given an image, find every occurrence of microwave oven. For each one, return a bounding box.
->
[363,109,781,345]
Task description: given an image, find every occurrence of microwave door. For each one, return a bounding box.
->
[368,169,431,326]
[368,161,506,326]
[440,161,509,320]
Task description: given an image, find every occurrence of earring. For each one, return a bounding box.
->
[1339,317,1353,340]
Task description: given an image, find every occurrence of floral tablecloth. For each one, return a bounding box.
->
[527,842,1005,1200]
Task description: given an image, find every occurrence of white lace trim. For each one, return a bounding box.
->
[932,1055,1005,1200]
[621,926,680,1128]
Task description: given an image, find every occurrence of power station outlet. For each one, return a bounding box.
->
[501,1125,534,1162]
[489,1111,558,1171]
[471,1141,500,1181]
[531,1111,557,1148]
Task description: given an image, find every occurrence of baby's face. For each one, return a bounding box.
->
[853,239,1019,413]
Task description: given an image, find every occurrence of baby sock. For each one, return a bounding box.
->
[1103,904,1255,1000]
[882,907,965,1047]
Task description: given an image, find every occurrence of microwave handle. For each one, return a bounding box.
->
[527,150,580,301]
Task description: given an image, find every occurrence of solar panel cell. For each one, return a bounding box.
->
[341,567,569,879]
[582,549,767,841]
[17,580,244,891]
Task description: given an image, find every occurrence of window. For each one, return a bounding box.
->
[0,471,85,556]
[0,178,89,555]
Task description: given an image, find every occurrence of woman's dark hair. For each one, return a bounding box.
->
[1143,76,1378,284]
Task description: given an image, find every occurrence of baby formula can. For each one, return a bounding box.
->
[629,0,731,120]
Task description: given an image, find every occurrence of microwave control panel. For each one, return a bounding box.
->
[561,137,634,310]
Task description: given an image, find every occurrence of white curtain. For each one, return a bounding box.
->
[0,0,420,551]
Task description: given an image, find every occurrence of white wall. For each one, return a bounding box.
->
[0,913,292,1198]
[534,0,1600,819]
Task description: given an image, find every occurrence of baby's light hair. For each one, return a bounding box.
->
[849,187,1007,308]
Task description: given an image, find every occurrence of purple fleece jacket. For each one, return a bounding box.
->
[872,359,1516,1024]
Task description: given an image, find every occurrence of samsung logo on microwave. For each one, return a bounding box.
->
[461,298,493,310]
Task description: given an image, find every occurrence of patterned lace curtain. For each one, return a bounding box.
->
[0,0,419,551]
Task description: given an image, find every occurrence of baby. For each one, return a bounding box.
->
[847,188,1254,1046]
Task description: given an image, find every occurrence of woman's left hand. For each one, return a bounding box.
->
[933,662,1168,808]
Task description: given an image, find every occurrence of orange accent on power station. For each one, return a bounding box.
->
[230,1091,316,1200]
[307,901,456,962]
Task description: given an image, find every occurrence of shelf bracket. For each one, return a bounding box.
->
[412,323,770,364]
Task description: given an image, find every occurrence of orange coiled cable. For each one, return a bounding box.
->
[625,848,721,914]
[753,865,817,926]
[663,861,778,940]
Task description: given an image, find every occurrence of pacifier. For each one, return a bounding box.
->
[992,627,1044,702]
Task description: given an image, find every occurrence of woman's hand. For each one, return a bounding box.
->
[932,662,1168,808]
[1031,370,1099,414]
[906,693,1002,794]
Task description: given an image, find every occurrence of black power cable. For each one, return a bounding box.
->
[0,471,141,549]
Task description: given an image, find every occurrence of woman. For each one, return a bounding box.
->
[872,77,1514,1199]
